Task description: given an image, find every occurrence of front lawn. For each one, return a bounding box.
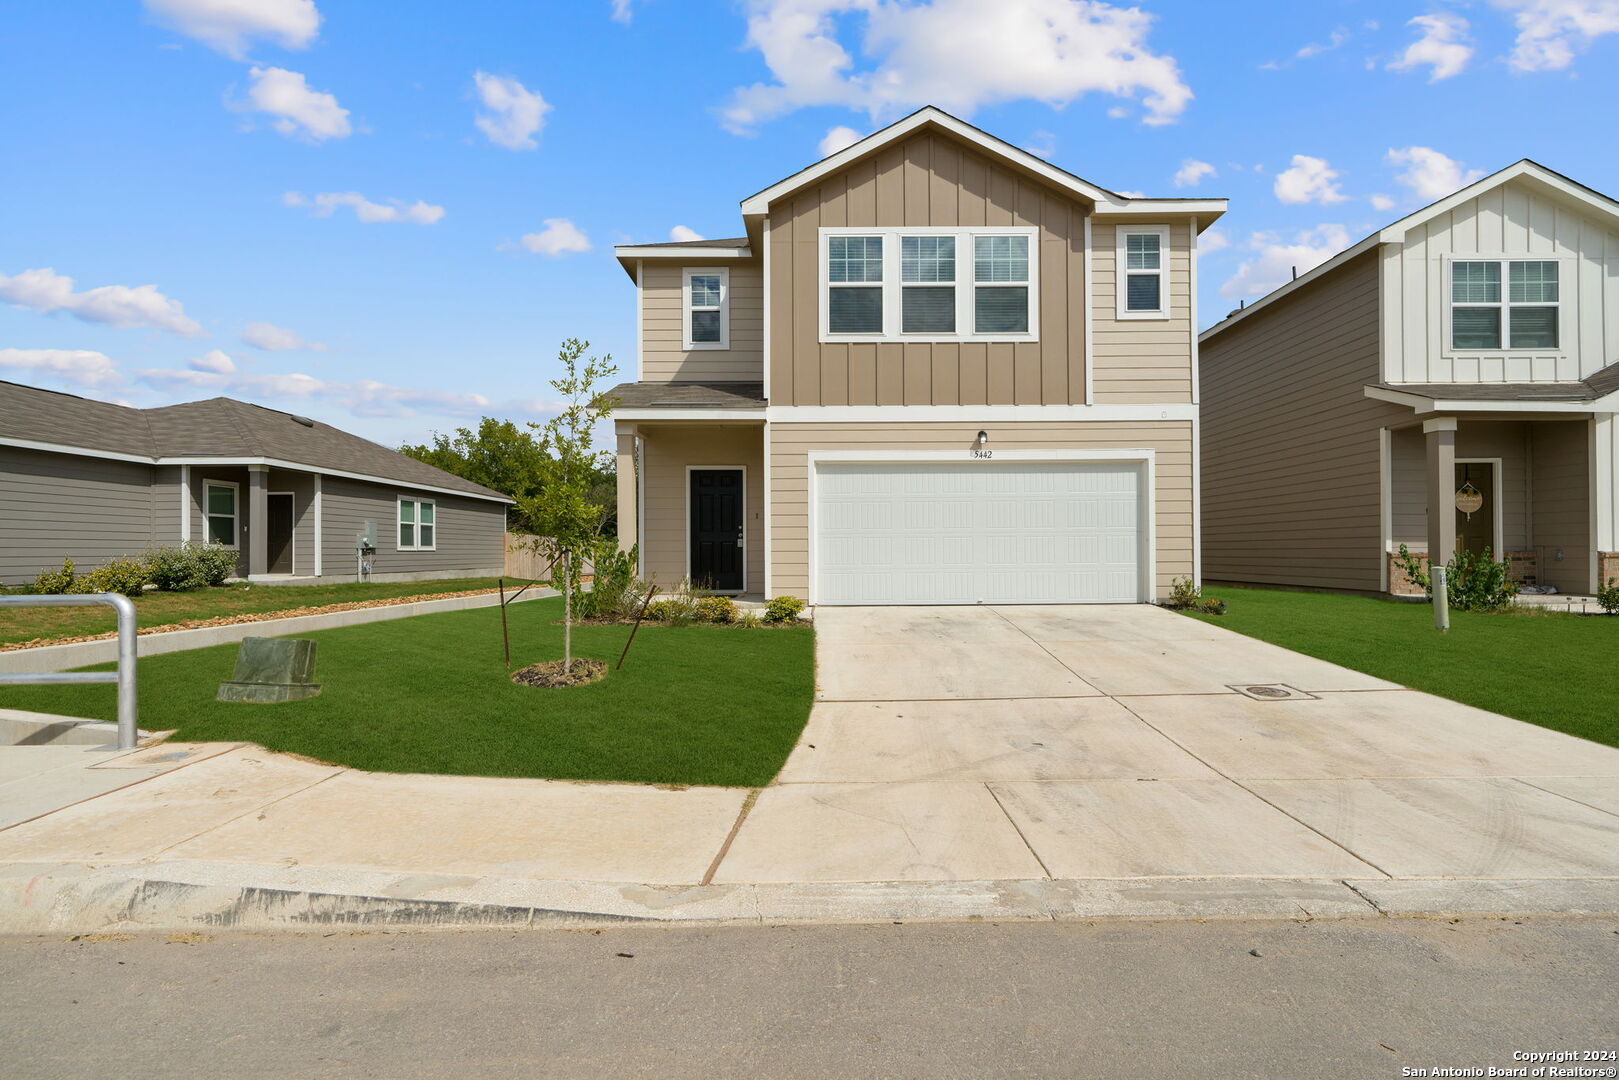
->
[0,577,508,648]
[1185,587,1619,748]
[0,596,815,787]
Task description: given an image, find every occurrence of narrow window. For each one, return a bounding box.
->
[398,497,436,550]
[1508,260,1558,349]
[973,234,1029,333]
[1122,231,1165,314]
[683,268,728,349]
[901,235,956,333]
[205,482,238,545]
[1451,260,1502,349]
[827,235,884,334]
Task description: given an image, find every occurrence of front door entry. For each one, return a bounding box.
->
[266,493,295,574]
[689,469,744,593]
[1454,462,1496,556]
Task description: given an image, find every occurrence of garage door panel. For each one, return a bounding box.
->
[815,461,1144,606]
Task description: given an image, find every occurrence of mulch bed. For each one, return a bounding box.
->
[1,588,504,652]
[510,658,608,688]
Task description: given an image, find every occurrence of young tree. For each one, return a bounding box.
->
[515,339,618,674]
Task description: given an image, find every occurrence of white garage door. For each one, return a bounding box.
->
[814,460,1145,606]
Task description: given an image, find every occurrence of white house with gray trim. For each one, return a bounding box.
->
[0,381,511,586]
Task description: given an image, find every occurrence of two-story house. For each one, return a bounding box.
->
[1200,160,1619,597]
[607,107,1225,606]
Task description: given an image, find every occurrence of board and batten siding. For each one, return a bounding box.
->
[1200,250,1408,592]
[0,446,162,585]
[767,420,1193,600]
[1382,177,1619,383]
[640,262,764,382]
[766,131,1090,407]
[1089,218,1195,403]
[636,424,765,594]
[318,477,506,578]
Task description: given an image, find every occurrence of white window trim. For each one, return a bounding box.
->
[397,495,437,552]
[1442,254,1570,358]
[818,225,1040,344]
[682,267,730,351]
[1115,225,1170,320]
[203,480,239,547]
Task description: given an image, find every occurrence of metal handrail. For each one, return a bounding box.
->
[0,593,138,749]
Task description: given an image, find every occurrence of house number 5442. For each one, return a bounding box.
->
[971,449,993,459]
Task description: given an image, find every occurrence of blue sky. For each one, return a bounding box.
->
[5,0,1618,446]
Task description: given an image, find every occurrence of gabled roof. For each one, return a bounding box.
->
[1202,159,1619,341]
[0,380,510,502]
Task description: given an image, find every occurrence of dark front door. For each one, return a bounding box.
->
[689,469,744,592]
[1454,462,1496,556]
[267,493,295,574]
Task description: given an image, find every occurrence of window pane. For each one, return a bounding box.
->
[1509,306,1558,349]
[207,517,233,545]
[419,502,435,524]
[1509,261,1558,303]
[829,287,883,333]
[399,522,415,548]
[1452,306,1501,349]
[975,286,1028,333]
[1452,261,1500,303]
[1126,232,1161,270]
[902,286,955,332]
[207,486,235,515]
[691,309,722,342]
[901,235,955,282]
[400,501,415,524]
[828,236,883,283]
[974,235,1028,282]
[1126,273,1162,312]
[419,524,435,548]
[689,275,721,307]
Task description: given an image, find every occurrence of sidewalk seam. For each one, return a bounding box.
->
[701,789,761,886]
[142,761,349,862]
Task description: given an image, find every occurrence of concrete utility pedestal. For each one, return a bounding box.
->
[217,637,322,703]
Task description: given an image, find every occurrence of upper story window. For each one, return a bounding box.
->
[1451,259,1559,351]
[398,496,436,551]
[682,267,729,350]
[1116,226,1169,319]
[820,227,1039,343]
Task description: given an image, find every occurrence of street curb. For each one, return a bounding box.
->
[0,589,556,674]
[3,862,1616,935]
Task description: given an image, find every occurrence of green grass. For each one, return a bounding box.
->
[0,577,509,647]
[0,596,815,787]
[1185,586,1619,748]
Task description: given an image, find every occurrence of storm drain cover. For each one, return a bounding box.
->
[1228,683,1317,701]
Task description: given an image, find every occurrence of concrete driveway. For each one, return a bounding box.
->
[714,604,1619,884]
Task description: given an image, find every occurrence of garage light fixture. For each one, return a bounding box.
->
[976,430,989,448]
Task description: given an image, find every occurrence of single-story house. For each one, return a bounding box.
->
[0,379,511,586]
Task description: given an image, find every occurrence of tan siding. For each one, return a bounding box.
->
[1090,218,1194,403]
[1200,250,1408,591]
[767,421,1193,601]
[640,262,763,383]
[637,424,765,594]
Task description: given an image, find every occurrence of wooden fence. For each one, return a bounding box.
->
[502,533,596,581]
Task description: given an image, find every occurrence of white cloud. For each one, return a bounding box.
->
[243,66,351,141]
[514,218,592,257]
[0,267,203,336]
[1197,226,1229,254]
[1387,146,1485,201]
[0,348,122,388]
[1296,28,1349,58]
[1173,158,1216,188]
[669,225,704,242]
[473,72,550,150]
[138,366,493,419]
[721,0,1192,133]
[1114,189,1147,199]
[1370,193,1396,211]
[1273,154,1348,205]
[1219,224,1352,301]
[1494,0,1619,71]
[1388,13,1474,81]
[242,321,327,351]
[818,124,863,157]
[188,348,236,373]
[1022,130,1056,158]
[283,190,445,225]
[144,0,320,58]
[610,0,634,22]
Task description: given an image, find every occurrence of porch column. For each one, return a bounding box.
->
[247,464,269,578]
[1424,417,1458,569]
[616,428,639,556]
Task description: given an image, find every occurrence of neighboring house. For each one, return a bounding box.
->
[1200,160,1619,597]
[0,380,511,586]
[608,106,1225,605]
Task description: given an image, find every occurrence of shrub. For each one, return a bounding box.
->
[1395,543,1517,612]
[1597,578,1619,615]
[764,595,806,624]
[33,558,76,594]
[1196,597,1227,616]
[695,595,738,624]
[1165,576,1201,610]
[145,543,237,591]
[74,557,150,598]
[573,541,635,619]
[735,610,763,629]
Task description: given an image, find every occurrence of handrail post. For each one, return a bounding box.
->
[109,593,138,749]
[0,592,139,750]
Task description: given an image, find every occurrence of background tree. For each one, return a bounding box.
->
[515,339,617,674]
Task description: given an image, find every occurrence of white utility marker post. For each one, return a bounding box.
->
[1432,566,1450,632]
